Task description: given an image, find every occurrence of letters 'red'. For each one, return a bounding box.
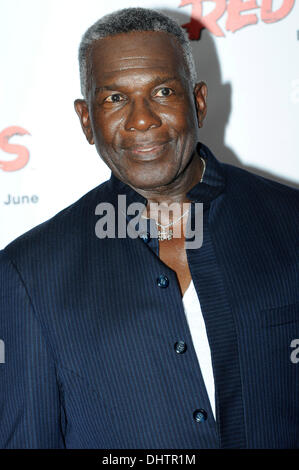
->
[179,0,295,38]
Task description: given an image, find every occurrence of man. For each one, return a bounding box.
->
[0,8,298,449]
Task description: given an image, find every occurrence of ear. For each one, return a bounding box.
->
[74,99,94,145]
[194,82,208,128]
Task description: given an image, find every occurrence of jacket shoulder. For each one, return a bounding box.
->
[222,162,299,212]
[2,179,112,265]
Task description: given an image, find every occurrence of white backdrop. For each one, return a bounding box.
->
[0,0,298,249]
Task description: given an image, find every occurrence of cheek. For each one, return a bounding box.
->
[162,100,197,134]
[90,108,120,146]
[163,114,198,150]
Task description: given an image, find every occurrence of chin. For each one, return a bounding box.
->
[129,176,174,192]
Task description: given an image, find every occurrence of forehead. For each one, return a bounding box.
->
[89,31,188,83]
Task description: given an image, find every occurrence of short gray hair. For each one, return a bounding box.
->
[78,7,197,98]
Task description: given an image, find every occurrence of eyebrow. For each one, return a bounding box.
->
[94,76,180,95]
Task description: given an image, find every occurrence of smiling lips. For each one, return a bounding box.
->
[132,145,162,154]
[125,141,169,159]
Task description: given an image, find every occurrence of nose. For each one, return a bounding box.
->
[124,98,162,132]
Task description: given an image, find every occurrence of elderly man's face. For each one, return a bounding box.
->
[75,31,207,191]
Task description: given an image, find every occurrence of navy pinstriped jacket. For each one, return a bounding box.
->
[0,143,298,448]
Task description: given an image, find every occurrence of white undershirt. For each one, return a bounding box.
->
[182,280,216,420]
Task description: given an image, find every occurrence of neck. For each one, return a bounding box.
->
[131,152,204,208]
[135,153,205,227]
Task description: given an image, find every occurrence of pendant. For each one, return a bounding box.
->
[158,229,173,241]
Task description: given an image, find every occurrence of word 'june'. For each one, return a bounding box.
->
[179,0,295,38]
[95,196,203,249]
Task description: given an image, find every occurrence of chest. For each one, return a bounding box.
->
[158,237,191,296]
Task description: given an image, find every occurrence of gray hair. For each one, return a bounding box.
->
[78,7,197,98]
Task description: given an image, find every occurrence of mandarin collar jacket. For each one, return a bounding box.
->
[0,143,298,448]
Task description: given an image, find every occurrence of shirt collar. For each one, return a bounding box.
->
[107,142,226,206]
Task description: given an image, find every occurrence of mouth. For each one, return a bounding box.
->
[124,141,170,161]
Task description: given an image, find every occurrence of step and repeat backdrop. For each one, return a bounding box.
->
[0,0,298,248]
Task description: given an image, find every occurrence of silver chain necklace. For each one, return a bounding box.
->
[141,157,206,241]
[155,208,190,240]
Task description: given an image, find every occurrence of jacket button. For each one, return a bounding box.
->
[174,341,187,354]
[157,275,169,288]
[139,232,150,243]
[193,409,208,423]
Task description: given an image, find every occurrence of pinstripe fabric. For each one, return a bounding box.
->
[0,253,66,448]
[0,143,298,448]
[187,209,246,448]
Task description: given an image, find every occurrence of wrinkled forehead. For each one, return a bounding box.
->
[89,31,189,82]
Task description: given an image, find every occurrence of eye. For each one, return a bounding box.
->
[154,87,174,97]
[104,94,125,103]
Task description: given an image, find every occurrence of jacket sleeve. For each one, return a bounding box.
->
[0,250,66,448]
